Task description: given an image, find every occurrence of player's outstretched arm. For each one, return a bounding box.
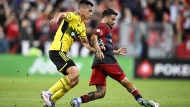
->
[80,37,96,52]
[50,12,67,26]
[113,47,127,56]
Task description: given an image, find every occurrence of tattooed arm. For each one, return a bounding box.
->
[90,34,105,60]
[80,37,96,52]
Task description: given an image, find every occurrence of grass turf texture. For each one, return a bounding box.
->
[0,76,189,107]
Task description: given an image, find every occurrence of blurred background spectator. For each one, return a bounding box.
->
[119,4,134,56]
[0,0,189,59]
[0,25,8,53]
[137,35,148,60]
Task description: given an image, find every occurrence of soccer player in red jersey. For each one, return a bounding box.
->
[70,8,158,107]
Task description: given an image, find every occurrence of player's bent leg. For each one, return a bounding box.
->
[48,66,79,95]
[69,78,79,88]
[47,78,79,107]
[51,78,78,103]
[120,77,136,93]
[93,86,106,100]
[48,75,70,95]
[66,66,80,82]
[51,84,71,102]
[119,77,158,107]
[42,66,79,107]
[70,86,106,107]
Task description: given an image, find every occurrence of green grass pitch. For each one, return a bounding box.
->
[0,76,190,107]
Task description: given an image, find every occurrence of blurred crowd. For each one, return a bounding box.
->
[0,0,190,58]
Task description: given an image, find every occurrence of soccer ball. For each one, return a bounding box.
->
[149,100,160,107]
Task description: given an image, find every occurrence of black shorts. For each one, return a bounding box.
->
[49,51,76,75]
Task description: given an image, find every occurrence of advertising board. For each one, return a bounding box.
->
[134,59,190,79]
[0,55,133,78]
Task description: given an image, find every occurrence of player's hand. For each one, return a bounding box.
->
[100,45,106,51]
[96,50,104,60]
[117,47,127,56]
[50,18,59,26]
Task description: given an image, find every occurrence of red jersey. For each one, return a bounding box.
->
[92,23,117,64]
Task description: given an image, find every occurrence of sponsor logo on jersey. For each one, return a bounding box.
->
[71,32,76,38]
[96,29,100,32]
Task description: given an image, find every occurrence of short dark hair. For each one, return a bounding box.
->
[78,0,93,7]
[102,8,118,18]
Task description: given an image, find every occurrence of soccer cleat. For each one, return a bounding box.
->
[43,103,48,107]
[41,91,55,107]
[149,100,160,107]
[138,100,155,107]
[70,98,81,107]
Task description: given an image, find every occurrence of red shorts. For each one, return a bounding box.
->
[89,63,126,86]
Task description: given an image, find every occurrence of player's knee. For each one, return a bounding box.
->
[74,78,79,85]
[72,78,79,86]
[120,77,130,85]
[67,66,80,79]
[67,71,80,81]
[73,71,80,78]
[69,78,79,88]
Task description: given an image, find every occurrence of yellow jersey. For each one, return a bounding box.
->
[49,12,86,53]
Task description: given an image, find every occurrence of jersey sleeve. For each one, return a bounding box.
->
[65,12,75,22]
[93,24,109,38]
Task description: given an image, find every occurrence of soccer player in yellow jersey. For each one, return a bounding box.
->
[41,0,104,107]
